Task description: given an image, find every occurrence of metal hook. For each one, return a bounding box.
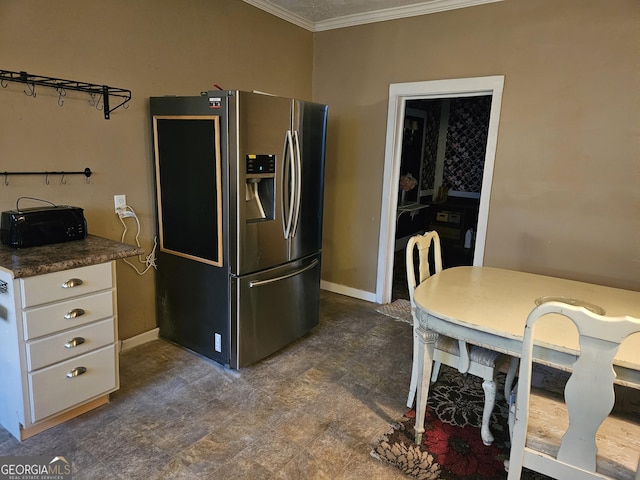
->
[24,82,36,97]
[60,173,67,184]
[4,174,8,186]
[45,173,50,185]
[88,92,97,106]
[0,78,7,89]
[56,87,66,106]
[95,94,104,112]
[85,175,91,184]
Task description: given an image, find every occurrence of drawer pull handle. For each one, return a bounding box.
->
[64,308,85,319]
[64,337,86,348]
[61,278,83,288]
[66,366,87,378]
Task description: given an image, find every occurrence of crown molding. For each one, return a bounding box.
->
[244,0,502,32]
[242,0,315,31]
[315,0,503,31]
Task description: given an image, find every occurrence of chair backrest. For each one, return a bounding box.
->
[511,301,640,477]
[405,231,442,311]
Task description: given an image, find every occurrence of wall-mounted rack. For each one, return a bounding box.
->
[0,69,131,120]
[1,168,92,185]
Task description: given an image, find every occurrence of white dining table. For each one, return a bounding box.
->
[412,266,640,444]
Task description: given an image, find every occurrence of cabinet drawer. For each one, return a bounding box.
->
[28,344,117,422]
[436,211,449,222]
[20,262,113,307]
[447,213,461,224]
[23,290,114,340]
[26,318,115,371]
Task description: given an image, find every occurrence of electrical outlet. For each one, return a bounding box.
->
[114,194,126,213]
[214,333,222,352]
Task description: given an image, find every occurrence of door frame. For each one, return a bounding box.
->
[376,76,505,304]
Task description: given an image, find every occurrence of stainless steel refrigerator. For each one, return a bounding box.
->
[150,90,327,368]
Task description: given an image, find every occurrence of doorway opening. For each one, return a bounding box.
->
[376,76,505,304]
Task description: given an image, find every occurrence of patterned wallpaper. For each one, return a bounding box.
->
[443,96,491,193]
[420,101,440,192]
[408,95,491,194]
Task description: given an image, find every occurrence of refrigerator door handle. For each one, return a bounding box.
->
[290,130,302,238]
[249,259,319,287]
[282,130,296,239]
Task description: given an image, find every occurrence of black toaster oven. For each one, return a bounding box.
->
[0,205,87,248]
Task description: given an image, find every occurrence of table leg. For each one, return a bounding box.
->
[481,379,496,446]
[414,323,438,444]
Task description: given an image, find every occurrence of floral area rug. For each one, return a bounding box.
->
[371,365,551,480]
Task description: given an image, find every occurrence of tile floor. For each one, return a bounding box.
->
[0,291,413,479]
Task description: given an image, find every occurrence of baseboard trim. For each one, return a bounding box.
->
[120,328,159,352]
[117,284,378,351]
[320,280,377,303]
[21,395,110,441]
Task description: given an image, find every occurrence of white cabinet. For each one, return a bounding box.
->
[0,261,119,441]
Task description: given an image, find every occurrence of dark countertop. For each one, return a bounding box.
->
[0,235,145,279]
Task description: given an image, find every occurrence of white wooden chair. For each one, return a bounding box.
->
[405,231,517,445]
[507,301,640,480]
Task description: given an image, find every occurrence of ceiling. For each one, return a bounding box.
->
[243,0,501,31]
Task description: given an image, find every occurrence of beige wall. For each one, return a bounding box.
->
[0,0,313,339]
[314,0,640,292]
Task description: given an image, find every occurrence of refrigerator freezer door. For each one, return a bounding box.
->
[231,253,321,368]
[231,92,293,276]
[156,252,230,367]
[289,100,328,261]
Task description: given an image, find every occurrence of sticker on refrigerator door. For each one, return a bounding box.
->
[209,97,222,108]
[214,333,222,352]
